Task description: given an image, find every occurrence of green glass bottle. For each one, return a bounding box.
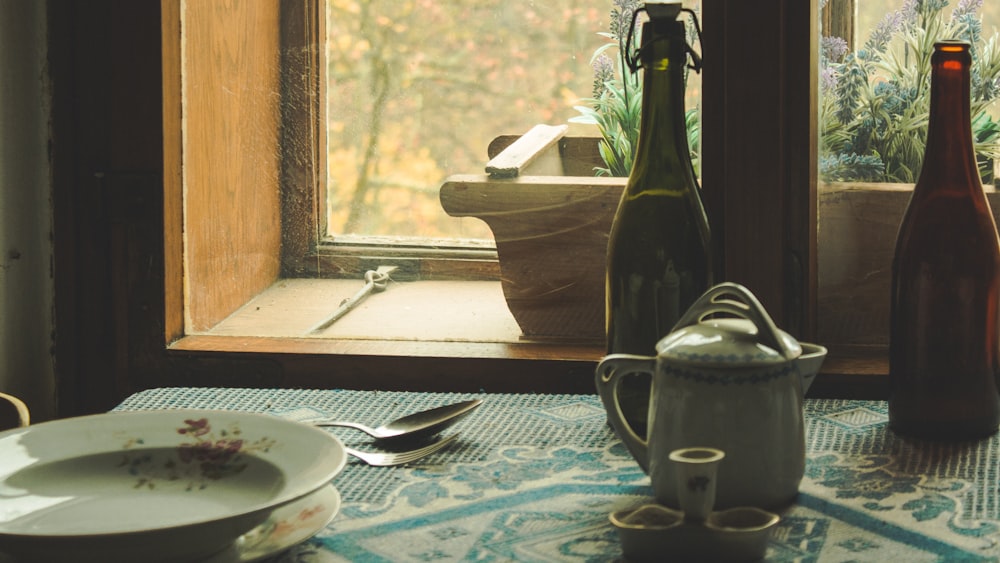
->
[605,4,712,436]
[889,40,1000,440]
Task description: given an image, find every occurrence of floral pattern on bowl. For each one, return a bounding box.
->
[119,417,279,490]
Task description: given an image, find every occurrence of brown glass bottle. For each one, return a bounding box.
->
[605,12,711,435]
[889,40,1000,440]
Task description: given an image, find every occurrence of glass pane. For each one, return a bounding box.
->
[325,0,608,242]
[817,0,1000,350]
[324,0,702,244]
[820,0,1000,184]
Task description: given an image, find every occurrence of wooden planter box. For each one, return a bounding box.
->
[439,125,625,341]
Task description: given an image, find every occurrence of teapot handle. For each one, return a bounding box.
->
[595,354,654,473]
[671,282,800,360]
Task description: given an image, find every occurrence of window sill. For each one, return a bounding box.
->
[167,279,605,393]
[180,278,601,353]
[813,346,888,399]
[167,279,887,397]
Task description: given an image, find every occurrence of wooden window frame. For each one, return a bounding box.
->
[161,0,886,396]
[48,0,885,416]
[164,0,823,332]
[52,0,892,417]
[161,0,601,390]
[277,1,501,283]
[164,0,501,330]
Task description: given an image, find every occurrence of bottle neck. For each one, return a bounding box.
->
[628,20,694,192]
[919,42,979,189]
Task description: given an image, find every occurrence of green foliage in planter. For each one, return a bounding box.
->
[571,0,700,177]
[574,58,642,177]
[820,0,1000,183]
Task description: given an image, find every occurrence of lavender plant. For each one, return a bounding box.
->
[820,0,1000,183]
[571,0,643,177]
[571,0,700,177]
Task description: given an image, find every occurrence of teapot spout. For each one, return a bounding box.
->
[796,342,828,395]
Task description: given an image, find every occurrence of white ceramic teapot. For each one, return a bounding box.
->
[595,283,827,509]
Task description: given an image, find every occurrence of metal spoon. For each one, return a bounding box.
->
[316,399,483,442]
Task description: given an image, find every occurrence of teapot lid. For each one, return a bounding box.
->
[655,283,803,368]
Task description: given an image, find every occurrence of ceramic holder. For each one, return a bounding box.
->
[669,447,725,522]
[610,447,780,562]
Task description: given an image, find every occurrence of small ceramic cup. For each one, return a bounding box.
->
[668,447,725,522]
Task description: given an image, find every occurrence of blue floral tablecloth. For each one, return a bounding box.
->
[114,388,1000,562]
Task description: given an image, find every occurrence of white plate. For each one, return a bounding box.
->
[0,485,342,563]
[0,409,346,562]
[207,483,341,563]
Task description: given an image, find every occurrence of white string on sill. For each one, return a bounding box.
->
[307,266,397,334]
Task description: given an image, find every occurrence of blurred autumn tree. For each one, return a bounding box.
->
[325,0,606,241]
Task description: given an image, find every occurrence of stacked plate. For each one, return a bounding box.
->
[0,409,346,562]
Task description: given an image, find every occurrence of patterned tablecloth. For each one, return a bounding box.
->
[113,388,1000,562]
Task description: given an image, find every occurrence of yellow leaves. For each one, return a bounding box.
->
[323,0,613,239]
[560,86,583,109]
[374,15,408,34]
[329,0,360,14]
[332,34,361,53]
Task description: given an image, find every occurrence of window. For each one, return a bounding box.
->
[322,0,703,248]
[816,0,1000,357]
[324,1,607,244]
[163,0,608,393]
[162,1,884,397]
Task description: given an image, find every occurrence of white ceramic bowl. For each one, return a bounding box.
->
[0,409,346,562]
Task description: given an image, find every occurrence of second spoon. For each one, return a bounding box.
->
[316,399,483,442]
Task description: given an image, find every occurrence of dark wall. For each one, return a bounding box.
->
[50,0,165,416]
